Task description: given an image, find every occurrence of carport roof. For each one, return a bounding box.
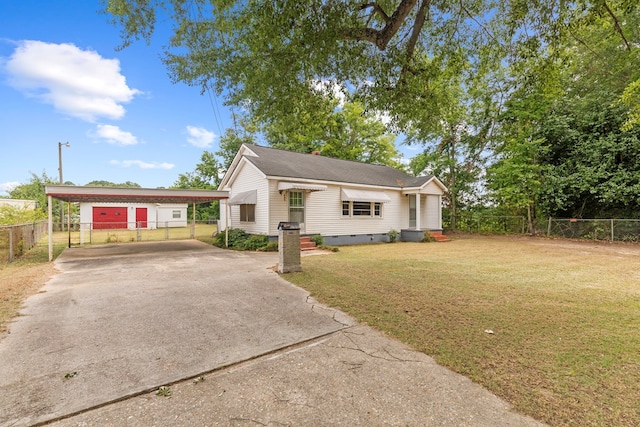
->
[45,185,228,204]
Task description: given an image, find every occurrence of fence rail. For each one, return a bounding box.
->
[547,218,640,242]
[0,221,48,264]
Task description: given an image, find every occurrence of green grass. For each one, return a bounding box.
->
[285,235,640,426]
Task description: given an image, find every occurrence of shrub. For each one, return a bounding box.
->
[388,229,399,243]
[261,241,279,252]
[213,228,248,248]
[213,228,273,251]
[310,234,324,246]
[241,234,269,251]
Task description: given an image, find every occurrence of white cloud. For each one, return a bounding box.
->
[185,125,216,148]
[3,40,140,122]
[0,181,20,195]
[92,124,138,146]
[110,160,174,170]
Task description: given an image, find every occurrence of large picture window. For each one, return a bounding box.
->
[352,201,372,216]
[240,204,255,222]
[342,201,382,218]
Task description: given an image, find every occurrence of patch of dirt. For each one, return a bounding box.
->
[0,263,58,338]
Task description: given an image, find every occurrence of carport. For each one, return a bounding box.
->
[45,185,228,261]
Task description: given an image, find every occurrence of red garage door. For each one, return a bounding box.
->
[93,207,128,230]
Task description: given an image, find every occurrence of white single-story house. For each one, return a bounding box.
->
[79,202,188,230]
[218,144,448,245]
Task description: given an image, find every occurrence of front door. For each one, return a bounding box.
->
[135,207,148,228]
[289,191,305,233]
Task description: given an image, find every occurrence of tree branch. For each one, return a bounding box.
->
[343,0,419,51]
[459,0,500,47]
[360,3,391,24]
[602,1,631,52]
[399,0,430,85]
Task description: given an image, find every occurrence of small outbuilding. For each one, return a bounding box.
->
[80,202,188,230]
[45,185,228,260]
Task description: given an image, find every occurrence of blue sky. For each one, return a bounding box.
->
[0,0,236,195]
[0,1,417,196]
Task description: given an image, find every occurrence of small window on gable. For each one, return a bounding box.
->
[240,204,255,222]
[172,210,181,219]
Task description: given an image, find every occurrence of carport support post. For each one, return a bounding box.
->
[67,202,71,248]
[48,195,53,262]
[191,202,196,238]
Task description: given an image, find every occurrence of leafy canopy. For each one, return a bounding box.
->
[103,0,591,134]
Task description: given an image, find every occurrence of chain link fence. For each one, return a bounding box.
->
[547,218,640,242]
[0,221,48,264]
[61,221,219,246]
[444,212,526,234]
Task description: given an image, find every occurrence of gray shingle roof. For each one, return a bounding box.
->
[242,144,432,188]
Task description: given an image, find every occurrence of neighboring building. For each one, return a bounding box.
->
[0,198,37,210]
[79,203,188,230]
[218,144,448,245]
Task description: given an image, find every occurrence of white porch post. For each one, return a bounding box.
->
[48,195,53,262]
[415,194,421,230]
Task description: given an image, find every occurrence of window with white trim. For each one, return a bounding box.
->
[172,210,181,219]
[341,201,383,218]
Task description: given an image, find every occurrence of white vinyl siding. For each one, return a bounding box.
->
[425,194,441,229]
[221,161,269,234]
[293,186,404,236]
[422,179,445,195]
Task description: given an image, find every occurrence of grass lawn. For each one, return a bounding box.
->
[286,234,640,426]
[0,241,65,336]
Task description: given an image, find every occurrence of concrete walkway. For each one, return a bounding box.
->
[0,241,545,427]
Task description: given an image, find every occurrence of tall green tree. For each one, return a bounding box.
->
[85,180,141,187]
[103,0,589,134]
[266,101,402,168]
[8,172,58,216]
[172,126,256,219]
[173,151,222,220]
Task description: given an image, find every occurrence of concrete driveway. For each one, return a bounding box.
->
[0,240,544,427]
[0,241,347,426]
